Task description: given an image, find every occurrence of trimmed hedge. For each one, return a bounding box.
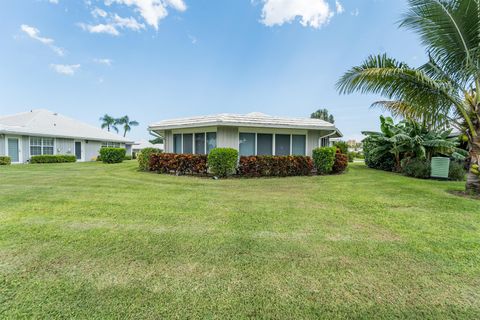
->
[138,148,161,171]
[99,147,126,164]
[0,156,11,165]
[150,153,208,175]
[332,150,348,174]
[449,160,466,181]
[238,155,313,177]
[312,147,336,174]
[207,148,238,177]
[30,155,76,164]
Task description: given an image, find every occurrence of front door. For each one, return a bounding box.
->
[7,138,20,163]
[75,141,82,160]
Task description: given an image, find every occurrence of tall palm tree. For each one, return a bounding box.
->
[337,0,480,194]
[116,115,139,137]
[99,114,118,133]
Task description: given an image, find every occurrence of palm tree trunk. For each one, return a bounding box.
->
[466,134,480,194]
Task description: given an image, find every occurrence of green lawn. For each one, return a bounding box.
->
[0,161,479,319]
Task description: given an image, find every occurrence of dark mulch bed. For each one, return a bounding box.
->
[448,190,480,200]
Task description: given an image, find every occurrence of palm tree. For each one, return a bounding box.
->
[99,114,118,133]
[116,115,139,137]
[337,0,480,194]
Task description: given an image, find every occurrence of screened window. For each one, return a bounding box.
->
[257,134,273,156]
[292,135,306,155]
[183,134,193,154]
[195,133,206,154]
[30,137,55,156]
[43,138,54,155]
[275,134,290,156]
[239,133,255,156]
[173,134,182,154]
[102,141,121,148]
[206,132,217,153]
[30,137,42,156]
[321,137,330,147]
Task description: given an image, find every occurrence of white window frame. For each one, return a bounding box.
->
[29,136,56,157]
[239,132,307,156]
[173,132,217,154]
[101,141,121,148]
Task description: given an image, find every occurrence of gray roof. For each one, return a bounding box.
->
[133,140,164,150]
[149,112,342,137]
[0,109,133,143]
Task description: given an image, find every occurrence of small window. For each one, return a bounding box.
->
[206,132,217,153]
[275,134,291,156]
[292,135,306,155]
[321,137,330,147]
[257,134,273,156]
[43,138,54,155]
[239,133,255,156]
[173,134,182,154]
[195,133,206,154]
[183,134,193,154]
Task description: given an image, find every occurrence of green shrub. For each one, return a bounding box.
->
[150,153,207,175]
[332,150,348,174]
[124,155,132,160]
[347,152,355,163]
[99,147,126,164]
[363,138,396,171]
[312,147,336,174]
[30,155,76,164]
[333,141,349,155]
[449,160,466,181]
[0,156,11,165]
[137,148,161,171]
[207,148,238,177]
[401,158,431,179]
[238,155,313,177]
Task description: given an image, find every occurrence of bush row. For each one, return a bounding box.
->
[150,153,208,175]
[30,155,76,164]
[238,155,313,177]
[144,147,348,178]
[0,156,11,165]
[401,157,466,180]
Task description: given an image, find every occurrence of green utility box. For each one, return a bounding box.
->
[431,157,450,179]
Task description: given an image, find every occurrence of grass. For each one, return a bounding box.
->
[0,161,479,319]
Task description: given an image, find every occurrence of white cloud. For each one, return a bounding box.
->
[335,0,344,14]
[50,64,80,75]
[94,58,113,66]
[351,8,359,16]
[49,0,59,3]
[20,24,65,56]
[91,7,108,18]
[105,0,187,30]
[259,0,334,29]
[78,22,120,36]
[113,14,145,31]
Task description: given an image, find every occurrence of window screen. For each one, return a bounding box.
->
[257,134,273,156]
[239,133,255,156]
[292,135,306,155]
[275,134,290,156]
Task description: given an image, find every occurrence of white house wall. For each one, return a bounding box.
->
[217,126,238,149]
[0,137,4,156]
[56,138,75,156]
[85,141,103,161]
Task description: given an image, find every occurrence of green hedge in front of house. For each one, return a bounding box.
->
[312,147,337,174]
[99,147,126,164]
[0,156,12,165]
[30,155,77,164]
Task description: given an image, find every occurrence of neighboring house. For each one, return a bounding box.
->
[132,140,164,155]
[148,112,342,157]
[0,109,133,163]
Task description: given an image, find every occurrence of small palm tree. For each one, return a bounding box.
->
[337,0,480,194]
[99,114,118,133]
[116,115,139,137]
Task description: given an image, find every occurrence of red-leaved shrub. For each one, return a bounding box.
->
[332,149,348,174]
[238,155,313,177]
[149,153,208,175]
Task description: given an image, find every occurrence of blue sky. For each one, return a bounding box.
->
[0,0,425,141]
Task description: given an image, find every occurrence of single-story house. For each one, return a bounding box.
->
[148,112,342,157]
[0,109,133,163]
[132,139,164,155]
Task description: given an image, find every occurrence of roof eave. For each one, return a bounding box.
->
[0,129,133,144]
